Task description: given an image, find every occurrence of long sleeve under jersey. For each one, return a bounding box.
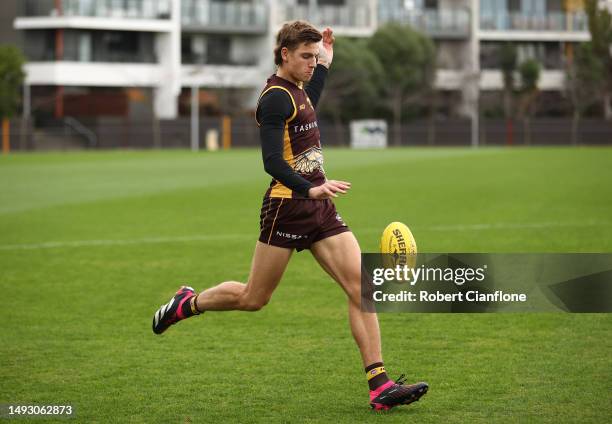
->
[257,64,328,197]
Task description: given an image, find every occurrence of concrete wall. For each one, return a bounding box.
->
[0,0,23,47]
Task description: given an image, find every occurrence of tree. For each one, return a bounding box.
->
[585,0,612,119]
[367,23,436,145]
[566,42,605,144]
[0,46,25,154]
[518,59,540,145]
[318,37,385,144]
[499,43,517,145]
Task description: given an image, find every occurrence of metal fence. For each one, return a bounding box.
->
[379,8,471,39]
[480,11,588,32]
[6,118,612,151]
[279,4,371,29]
[22,0,172,19]
[181,0,268,32]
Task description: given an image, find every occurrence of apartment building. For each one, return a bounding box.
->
[6,0,605,121]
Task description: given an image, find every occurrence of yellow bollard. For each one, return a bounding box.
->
[2,118,9,154]
[222,115,231,150]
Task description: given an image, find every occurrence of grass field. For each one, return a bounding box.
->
[1,147,611,423]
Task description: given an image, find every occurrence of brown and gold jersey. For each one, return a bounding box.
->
[256,74,326,199]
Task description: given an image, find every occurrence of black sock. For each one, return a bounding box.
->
[365,362,390,391]
[180,294,201,318]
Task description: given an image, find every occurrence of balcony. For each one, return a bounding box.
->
[181,64,262,88]
[278,4,372,37]
[24,29,157,63]
[23,62,163,87]
[379,8,471,39]
[432,69,567,91]
[480,11,589,41]
[21,0,172,20]
[182,52,258,67]
[27,49,157,63]
[480,69,566,90]
[16,0,174,32]
[181,0,267,34]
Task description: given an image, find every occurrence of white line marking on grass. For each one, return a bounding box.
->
[358,221,610,234]
[0,221,609,251]
[423,221,609,232]
[0,234,247,251]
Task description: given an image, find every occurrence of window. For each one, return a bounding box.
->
[182,35,207,64]
[480,41,563,70]
[297,0,346,5]
[207,36,231,65]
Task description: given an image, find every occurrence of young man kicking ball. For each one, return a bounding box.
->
[152,20,428,411]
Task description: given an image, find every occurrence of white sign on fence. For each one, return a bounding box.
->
[350,120,388,149]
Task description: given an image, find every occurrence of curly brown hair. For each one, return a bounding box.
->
[274,20,322,66]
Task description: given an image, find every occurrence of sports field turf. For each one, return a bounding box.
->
[1,147,611,423]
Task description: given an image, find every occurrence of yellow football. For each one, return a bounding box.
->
[380,222,417,269]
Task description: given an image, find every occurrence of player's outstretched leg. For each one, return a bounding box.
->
[311,231,429,411]
[152,285,200,335]
[152,242,292,334]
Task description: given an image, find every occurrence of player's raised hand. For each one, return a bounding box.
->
[318,27,334,68]
[308,180,350,199]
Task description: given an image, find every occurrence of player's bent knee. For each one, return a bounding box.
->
[238,294,270,311]
[242,300,268,312]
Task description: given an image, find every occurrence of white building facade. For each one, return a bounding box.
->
[12,0,603,119]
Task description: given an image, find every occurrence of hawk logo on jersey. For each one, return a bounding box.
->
[335,213,347,226]
[293,146,324,175]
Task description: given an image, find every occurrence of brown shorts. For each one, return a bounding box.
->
[259,197,351,251]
